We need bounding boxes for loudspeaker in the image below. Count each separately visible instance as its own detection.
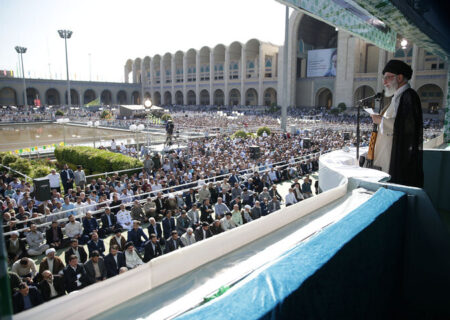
[249,146,260,160]
[303,138,311,149]
[33,178,51,201]
[343,132,351,141]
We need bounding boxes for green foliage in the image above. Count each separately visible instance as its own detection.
[257,126,271,137]
[55,110,64,116]
[337,103,347,112]
[0,152,8,163]
[100,110,113,120]
[161,113,172,121]
[54,146,142,174]
[31,165,53,178]
[9,158,32,175]
[267,105,280,113]
[2,154,19,166]
[232,130,249,139]
[330,108,340,115]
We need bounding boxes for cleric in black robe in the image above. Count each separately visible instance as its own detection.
[371,59,423,188]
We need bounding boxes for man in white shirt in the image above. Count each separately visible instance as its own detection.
[47,169,61,193]
[180,228,196,247]
[285,188,298,207]
[64,214,84,242]
[116,204,133,231]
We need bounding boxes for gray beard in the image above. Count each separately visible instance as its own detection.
[384,81,398,97]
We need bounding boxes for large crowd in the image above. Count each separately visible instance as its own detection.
[0,103,445,314]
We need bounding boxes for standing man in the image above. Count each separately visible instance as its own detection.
[370,59,423,187]
[74,165,87,190]
[60,164,74,195]
[47,169,61,193]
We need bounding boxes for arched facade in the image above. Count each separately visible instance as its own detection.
[315,87,333,108]
[199,47,210,82]
[263,88,277,106]
[132,91,140,104]
[229,88,240,106]
[0,87,17,105]
[117,90,127,104]
[228,42,242,80]
[214,89,224,106]
[200,89,210,105]
[163,53,172,84]
[186,49,197,83]
[353,85,375,108]
[26,88,39,105]
[45,88,60,105]
[132,58,142,84]
[245,88,258,106]
[175,91,183,105]
[124,59,133,83]
[417,84,444,114]
[213,44,225,81]
[187,90,196,105]
[65,89,80,105]
[142,56,151,85]
[101,90,112,105]
[153,91,161,105]
[83,89,96,104]
[164,91,172,105]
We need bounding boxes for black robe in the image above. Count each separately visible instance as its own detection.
[389,88,423,188]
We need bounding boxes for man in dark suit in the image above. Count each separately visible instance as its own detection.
[64,238,88,264]
[127,220,148,251]
[84,251,107,285]
[269,185,282,201]
[38,270,65,301]
[154,192,166,217]
[183,188,197,210]
[164,231,184,254]
[46,221,65,249]
[60,164,75,195]
[147,218,164,245]
[194,222,213,242]
[87,232,106,257]
[104,245,126,278]
[12,282,43,314]
[63,255,88,293]
[143,234,163,262]
[100,207,117,238]
[162,210,176,240]
[228,170,240,186]
[200,199,214,224]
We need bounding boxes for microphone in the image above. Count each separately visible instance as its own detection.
[358,91,384,103]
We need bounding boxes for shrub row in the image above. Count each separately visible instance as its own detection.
[0,152,53,179]
[54,146,142,174]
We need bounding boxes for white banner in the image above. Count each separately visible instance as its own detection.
[307,48,337,77]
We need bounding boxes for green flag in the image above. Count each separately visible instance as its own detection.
[85,97,101,107]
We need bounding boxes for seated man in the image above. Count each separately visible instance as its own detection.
[162,210,176,240]
[194,222,213,242]
[26,223,50,256]
[127,220,148,252]
[143,234,163,262]
[82,211,99,237]
[180,227,196,247]
[176,210,191,236]
[124,242,144,269]
[64,214,88,245]
[164,230,184,254]
[104,245,126,278]
[11,257,37,284]
[64,238,88,264]
[87,231,106,257]
[84,250,107,285]
[38,248,65,279]
[109,228,127,251]
[63,255,88,293]
[130,200,147,223]
[46,221,65,249]
[220,212,237,231]
[12,282,43,314]
[38,270,65,301]
[6,231,27,264]
[116,204,133,231]
[210,220,223,235]
[100,207,117,238]
[147,217,164,245]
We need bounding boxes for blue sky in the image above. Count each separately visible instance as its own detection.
[0,0,288,82]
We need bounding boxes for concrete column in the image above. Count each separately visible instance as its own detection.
[410,44,419,89]
[224,47,230,106]
[334,31,356,108]
[210,51,214,105]
[149,59,154,99]
[377,49,387,93]
[183,55,187,105]
[171,57,176,102]
[160,59,164,99]
[241,47,246,105]
[258,46,264,106]
[196,53,200,105]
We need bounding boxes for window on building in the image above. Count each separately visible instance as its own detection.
[431,64,437,70]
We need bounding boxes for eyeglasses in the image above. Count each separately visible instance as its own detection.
[382,75,396,81]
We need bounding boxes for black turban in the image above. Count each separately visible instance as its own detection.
[382,59,413,80]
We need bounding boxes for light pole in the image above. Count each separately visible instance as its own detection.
[144,99,152,153]
[15,46,27,106]
[87,120,100,148]
[58,29,73,107]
